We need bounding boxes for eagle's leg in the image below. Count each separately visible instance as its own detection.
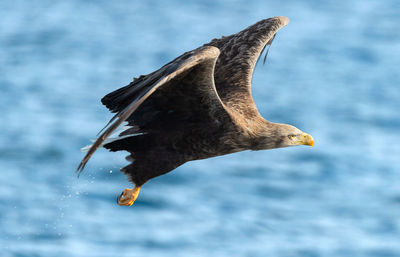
[118,186,141,206]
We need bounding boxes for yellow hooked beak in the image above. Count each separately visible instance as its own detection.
[294,132,314,147]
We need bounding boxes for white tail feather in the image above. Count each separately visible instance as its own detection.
[80,132,147,153]
[80,144,93,152]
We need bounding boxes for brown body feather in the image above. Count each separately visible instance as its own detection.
[77,17,294,186]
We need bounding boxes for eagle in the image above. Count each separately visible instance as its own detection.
[77,16,314,206]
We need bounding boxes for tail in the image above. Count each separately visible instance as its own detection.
[102,132,155,153]
[80,133,147,153]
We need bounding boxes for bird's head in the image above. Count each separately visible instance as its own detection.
[276,123,314,148]
[252,123,314,150]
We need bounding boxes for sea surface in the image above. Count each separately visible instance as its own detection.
[1,1,400,257]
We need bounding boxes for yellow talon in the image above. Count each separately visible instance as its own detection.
[118,186,141,206]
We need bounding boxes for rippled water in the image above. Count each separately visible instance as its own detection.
[1,1,400,256]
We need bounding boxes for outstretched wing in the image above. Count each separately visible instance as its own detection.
[205,16,289,118]
[77,46,231,174]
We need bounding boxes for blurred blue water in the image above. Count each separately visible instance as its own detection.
[1,1,400,256]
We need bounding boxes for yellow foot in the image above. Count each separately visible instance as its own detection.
[118,186,141,206]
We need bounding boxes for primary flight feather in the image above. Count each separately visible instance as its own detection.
[77,16,314,206]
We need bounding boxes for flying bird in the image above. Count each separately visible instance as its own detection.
[77,16,314,206]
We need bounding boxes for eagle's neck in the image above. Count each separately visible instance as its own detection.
[223,114,280,151]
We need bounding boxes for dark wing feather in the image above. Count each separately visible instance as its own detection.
[77,46,230,174]
[205,16,289,118]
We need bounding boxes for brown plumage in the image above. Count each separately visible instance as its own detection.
[77,16,314,206]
